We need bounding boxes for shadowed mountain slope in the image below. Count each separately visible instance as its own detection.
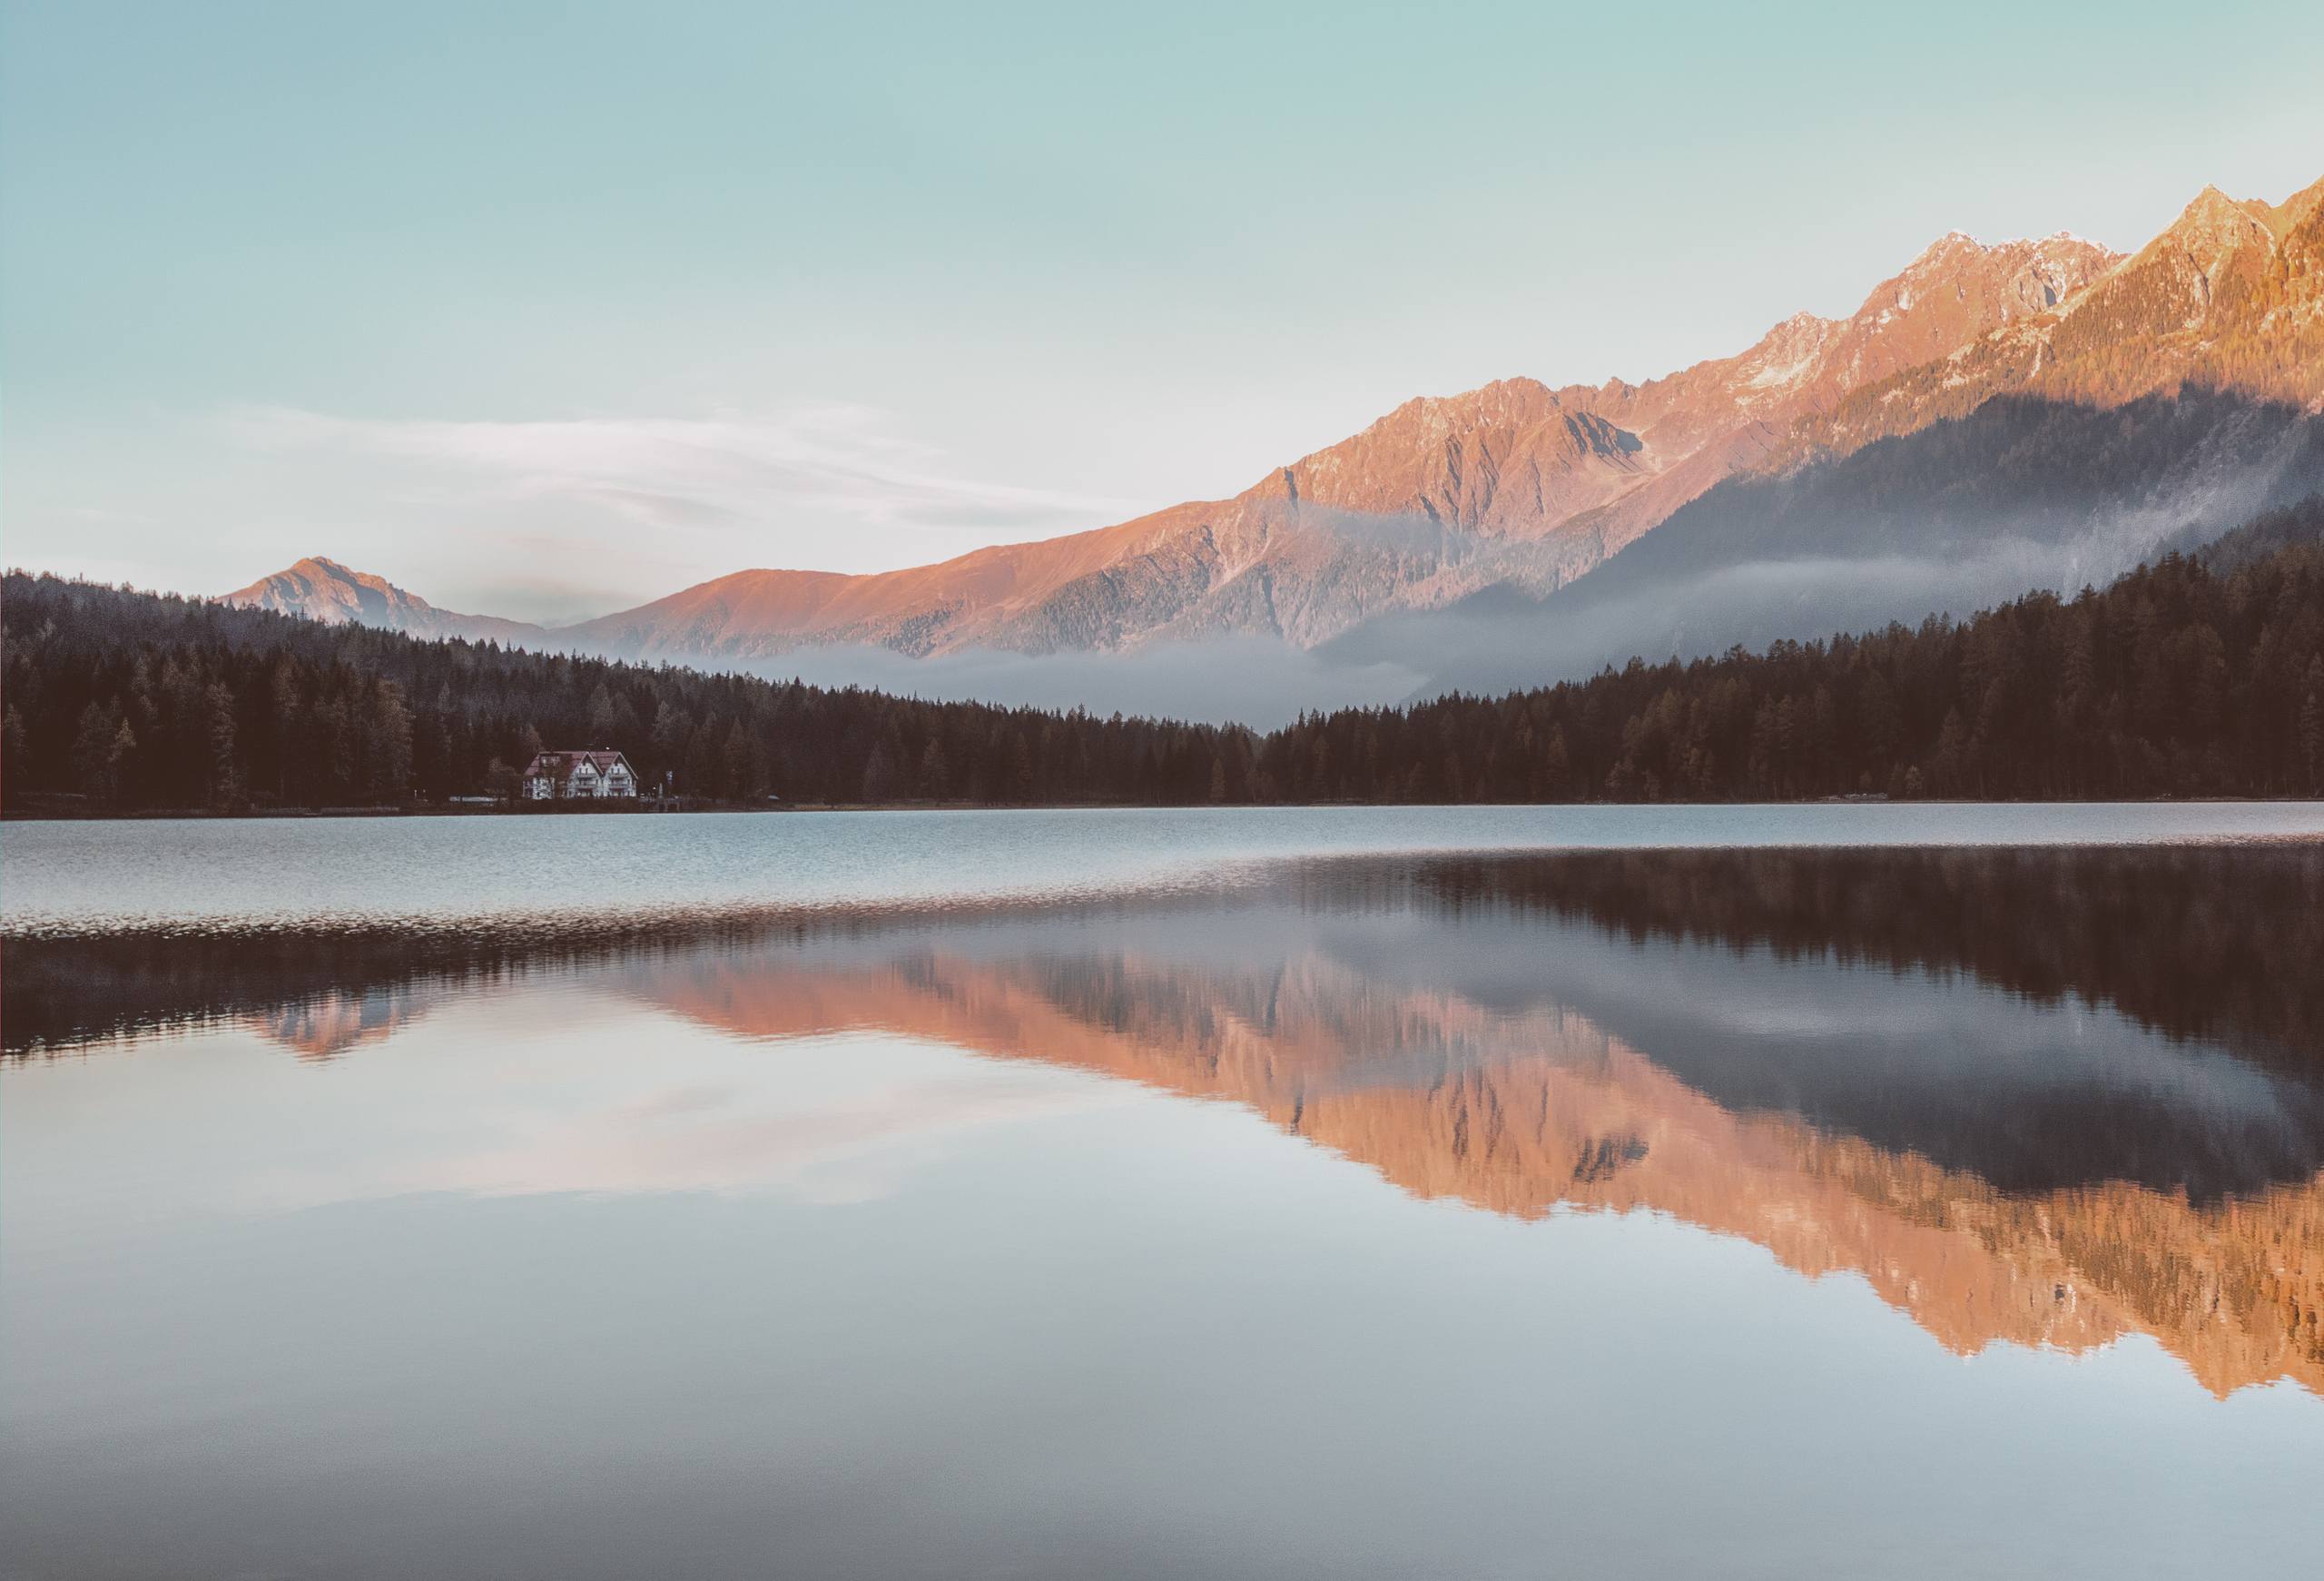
[228,228,2137,659]
[554,231,2120,659]
[1329,388,2324,697]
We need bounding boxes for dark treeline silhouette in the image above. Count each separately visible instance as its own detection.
[1,577,1247,810]
[13,845,2320,1083]
[1413,844,2324,1072]
[1413,845,2324,1201]
[5,497,2322,811]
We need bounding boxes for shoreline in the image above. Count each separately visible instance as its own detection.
[13,793,2324,823]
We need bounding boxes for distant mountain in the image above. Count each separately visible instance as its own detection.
[221,171,2322,703]
[551,229,2121,661]
[1334,387,2324,698]
[1319,173,2324,698]
[221,557,546,646]
[1792,174,2324,459]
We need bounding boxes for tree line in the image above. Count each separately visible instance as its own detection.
[5,498,2321,812]
[1412,845,2324,1074]
[15,845,2319,1082]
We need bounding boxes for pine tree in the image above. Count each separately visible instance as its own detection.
[2300,657,2324,795]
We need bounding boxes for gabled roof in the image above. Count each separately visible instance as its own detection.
[523,749,635,778]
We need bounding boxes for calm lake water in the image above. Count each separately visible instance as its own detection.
[6,807,2324,1578]
[5,801,2321,936]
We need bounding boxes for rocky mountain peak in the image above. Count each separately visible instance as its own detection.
[1773,229,2121,403]
[221,558,544,644]
[2152,183,2275,264]
[1903,229,1985,267]
[1252,375,1646,537]
[1887,229,2117,312]
[1384,376,1563,434]
[285,556,395,598]
[2271,173,2324,239]
[1793,174,2324,462]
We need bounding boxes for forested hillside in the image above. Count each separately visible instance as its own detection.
[1333,387,2324,703]
[0,579,1249,810]
[5,497,2322,810]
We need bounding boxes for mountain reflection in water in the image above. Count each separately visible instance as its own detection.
[11,844,2322,1398]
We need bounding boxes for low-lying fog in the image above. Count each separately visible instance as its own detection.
[668,497,2280,729]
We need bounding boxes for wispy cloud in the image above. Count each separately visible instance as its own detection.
[224,404,1153,548]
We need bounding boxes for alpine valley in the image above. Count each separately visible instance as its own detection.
[223,172,2324,722]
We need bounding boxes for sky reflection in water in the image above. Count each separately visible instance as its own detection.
[5,835,2323,1579]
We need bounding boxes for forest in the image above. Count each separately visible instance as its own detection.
[5,497,2321,812]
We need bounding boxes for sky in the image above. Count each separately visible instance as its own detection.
[5,0,2322,623]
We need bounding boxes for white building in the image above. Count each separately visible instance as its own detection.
[521,749,639,801]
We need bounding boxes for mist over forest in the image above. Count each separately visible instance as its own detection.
[8,495,2321,815]
[652,391,2324,728]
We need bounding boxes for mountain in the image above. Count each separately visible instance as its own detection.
[552,230,2120,661]
[220,557,546,645]
[1793,174,2324,459]
[222,172,2320,698]
[1322,174,2324,698]
[1333,385,2324,699]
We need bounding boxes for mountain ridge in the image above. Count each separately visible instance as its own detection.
[1790,173,2324,460]
[220,173,2321,678]
[222,556,547,646]
[564,223,2123,658]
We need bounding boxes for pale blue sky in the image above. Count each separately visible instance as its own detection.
[5,0,2321,618]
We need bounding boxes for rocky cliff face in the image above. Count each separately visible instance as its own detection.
[1219,232,2122,543]
[1798,175,2324,458]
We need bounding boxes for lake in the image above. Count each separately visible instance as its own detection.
[5,806,2324,1578]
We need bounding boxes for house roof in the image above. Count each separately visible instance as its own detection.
[523,750,635,777]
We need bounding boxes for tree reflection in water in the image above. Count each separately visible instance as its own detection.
[12,842,2322,1396]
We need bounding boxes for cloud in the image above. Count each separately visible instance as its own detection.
[223,403,1155,556]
